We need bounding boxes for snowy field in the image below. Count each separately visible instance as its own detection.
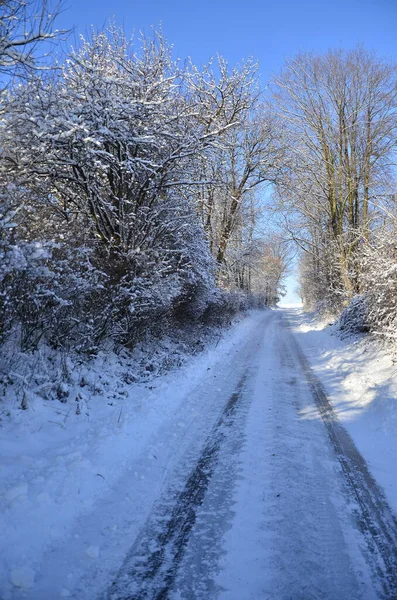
[1,307,397,599]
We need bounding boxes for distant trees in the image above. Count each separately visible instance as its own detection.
[273,48,397,315]
[190,57,286,294]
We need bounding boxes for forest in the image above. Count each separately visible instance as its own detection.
[0,0,396,370]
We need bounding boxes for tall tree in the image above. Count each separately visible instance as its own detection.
[273,47,397,308]
[189,56,285,287]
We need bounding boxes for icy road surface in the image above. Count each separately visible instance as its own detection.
[4,309,397,599]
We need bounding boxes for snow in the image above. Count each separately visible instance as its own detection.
[0,311,266,599]
[288,307,397,514]
[9,568,35,590]
[1,307,397,598]
[209,309,377,599]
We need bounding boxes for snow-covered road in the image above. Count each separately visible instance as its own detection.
[2,309,397,599]
[105,309,397,600]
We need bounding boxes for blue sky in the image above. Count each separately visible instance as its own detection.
[57,0,396,303]
[58,0,397,79]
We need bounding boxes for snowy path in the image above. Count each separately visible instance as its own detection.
[106,309,397,600]
[2,309,397,599]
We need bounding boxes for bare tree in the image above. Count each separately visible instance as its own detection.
[188,56,286,291]
[273,47,397,309]
[0,0,66,79]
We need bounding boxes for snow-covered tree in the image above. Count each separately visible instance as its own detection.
[3,28,264,348]
[188,57,286,297]
[0,0,65,81]
[273,48,397,312]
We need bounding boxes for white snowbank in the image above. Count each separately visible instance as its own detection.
[288,307,397,513]
[0,311,266,599]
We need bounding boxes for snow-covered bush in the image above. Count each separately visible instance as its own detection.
[359,232,397,342]
[332,224,397,343]
[0,187,41,344]
[0,28,222,350]
[338,295,369,335]
[202,289,250,325]
[1,237,110,353]
[0,24,288,365]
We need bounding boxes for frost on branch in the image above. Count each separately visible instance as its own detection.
[0,24,289,369]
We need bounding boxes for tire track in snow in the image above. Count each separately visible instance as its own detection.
[284,314,397,599]
[257,324,366,600]
[105,310,397,599]
[106,371,250,600]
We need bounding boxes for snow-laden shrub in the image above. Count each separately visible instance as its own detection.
[0,189,219,353]
[338,295,369,335]
[202,289,249,324]
[2,241,110,352]
[333,227,397,343]
[0,29,222,352]
[0,29,221,350]
[359,232,397,342]
[0,187,41,344]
